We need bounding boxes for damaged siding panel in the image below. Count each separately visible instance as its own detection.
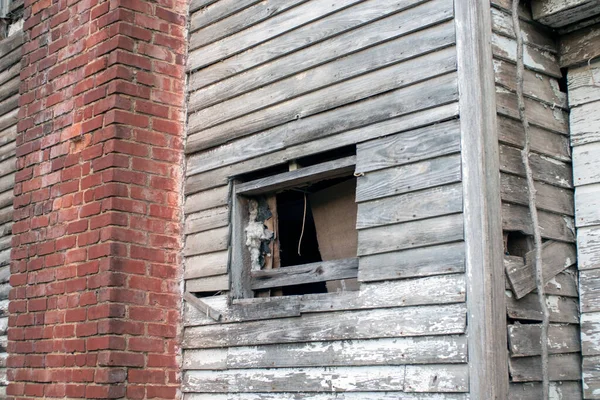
[185,394,469,400]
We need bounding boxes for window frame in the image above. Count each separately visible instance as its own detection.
[230,155,359,300]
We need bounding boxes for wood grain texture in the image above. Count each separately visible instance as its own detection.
[506,292,579,324]
[184,393,469,400]
[573,141,600,186]
[185,206,229,235]
[355,154,461,203]
[502,203,576,242]
[185,251,229,280]
[579,226,600,270]
[492,33,562,78]
[358,242,465,282]
[500,143,572,189]
[571,101,600,147]
[580,268,600,312]
[583,354,600,398]
[560,24,600,68]
[508,381,582,399]
[184,226,229,256]
[189,0,262,33]
[404,364,469,392]
[532,0,600,28]
[500,173,574,216]
[568,61,600,107]
[582,311,600,356]
[508,323,581,356]
[183,303,467,348]
[184,335,468,369]
[508,353,581,382]
[186,274,229,293]
[576,183,600,227]
[491,7,556,52]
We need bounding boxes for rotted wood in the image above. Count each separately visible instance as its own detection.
[182,303,467,348]
[506,292,579,323]
[560,23,600,68]
[505,241,577,299]
[235,156,355,196]
[184,103,460,194]
[358,241,465,282]
[183,335,468,370]
[508,353,581,382]
[532,0,600,28]
[508,323,581,357]
[508,381,582,399]
[250,258,358,290]
[184,292,222,322]
[502,202,576,243]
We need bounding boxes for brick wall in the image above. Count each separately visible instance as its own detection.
[7,0,187,397]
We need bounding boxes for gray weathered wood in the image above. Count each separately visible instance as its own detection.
[183,393,469,400]
[0,31,23,60]
[185,103,460,194]
[230,185,251,300]
[582,311,600,355]
[560,24,600,68]
[508,353,581,382]
[355,119,460,173]
[506,241,577,299]
[509,381,583,399]
[189,0,306,50]
[358,242,465,282]
[532,0,600,28]
[184,291,222,321]
[357,213,463,256]
[573,142,600,186]
[496,90,569,135]
[183,303,467,348]
[235,156,355,196]
[189,0,218,13]
[544,267,579,298]
[506,292,579,323]
[190,22,456,117]
[568,61,600,107]
[500,173,574,216]
[184,226,229,256]
[185,206,229,235]
[183,335,467,370]
[582,354,600,398]
[491,7,556,52]
[183,366,407,393]
[580,268,600,312]
[508,323,581,356]
[186,72,458,171]
[355,154,461,203]
[187,0,453,90]
[404,364,469,392]
[185,251,229,280]
[576,183,600,227]
[571,101,600,146]
[189,0,262,33]
[578,225,600,270]
[186,274,229,293]
[502,203,576,243]
[492,33,562,78]
[185,185,229,213]
[251,258,358,290]
[356,183,463,229]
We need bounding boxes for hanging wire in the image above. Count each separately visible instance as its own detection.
[298,192,307,256]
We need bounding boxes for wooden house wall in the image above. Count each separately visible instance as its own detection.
[0,26,23,397]
[182,0,471,397]
[565,30,600,399]
[490,1,582,398]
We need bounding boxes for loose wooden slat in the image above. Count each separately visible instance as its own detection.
[492,33,562,78]
[508,353,581,382]
[497,116,570,161]
[184,335,467,370]
[491,7,556,52]
[578,225,600,270]
[571,101,600,146]
[356,183,463,229]
[576,183,600,227]
[358,241,465,282]
[532,0,600,28]
[573,141,600,186]
[184,292,222,322]
[506,292,579,324]
[560,24,600,68]
[494,60,566,108]
[183,366,406,393]
[500,173,574,216]
[186,274,229,293]
[188,0,453,90]
[184,393,469,400]
[185,103,460,194]
[355,119,460,174]
[185,251,229,280]
[508,323,581,357]
[505,241,577,299]
[186,72,459,171]
[187,50,458,156]
[502,203,576,243]
[187,0,363,70]
[509,381,582,399]
[191,21,455,118]
[545,267,579,298]
[251,258,358,290]
[580,268,600,313]
[235,156,355,196]
[357,213,463,256]
[404,364,469,392]
[189,0,306,50]
[355,153,461,203]
[184,226,229,257]
[496,90,569,135]
[183,303,467,348]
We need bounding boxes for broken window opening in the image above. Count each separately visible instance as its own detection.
[231,155,359,299]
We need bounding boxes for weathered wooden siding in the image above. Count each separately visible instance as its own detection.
[0,23,23,397]
[183,0,469,397]
[490,2,583,398]
[565,23,600,399]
